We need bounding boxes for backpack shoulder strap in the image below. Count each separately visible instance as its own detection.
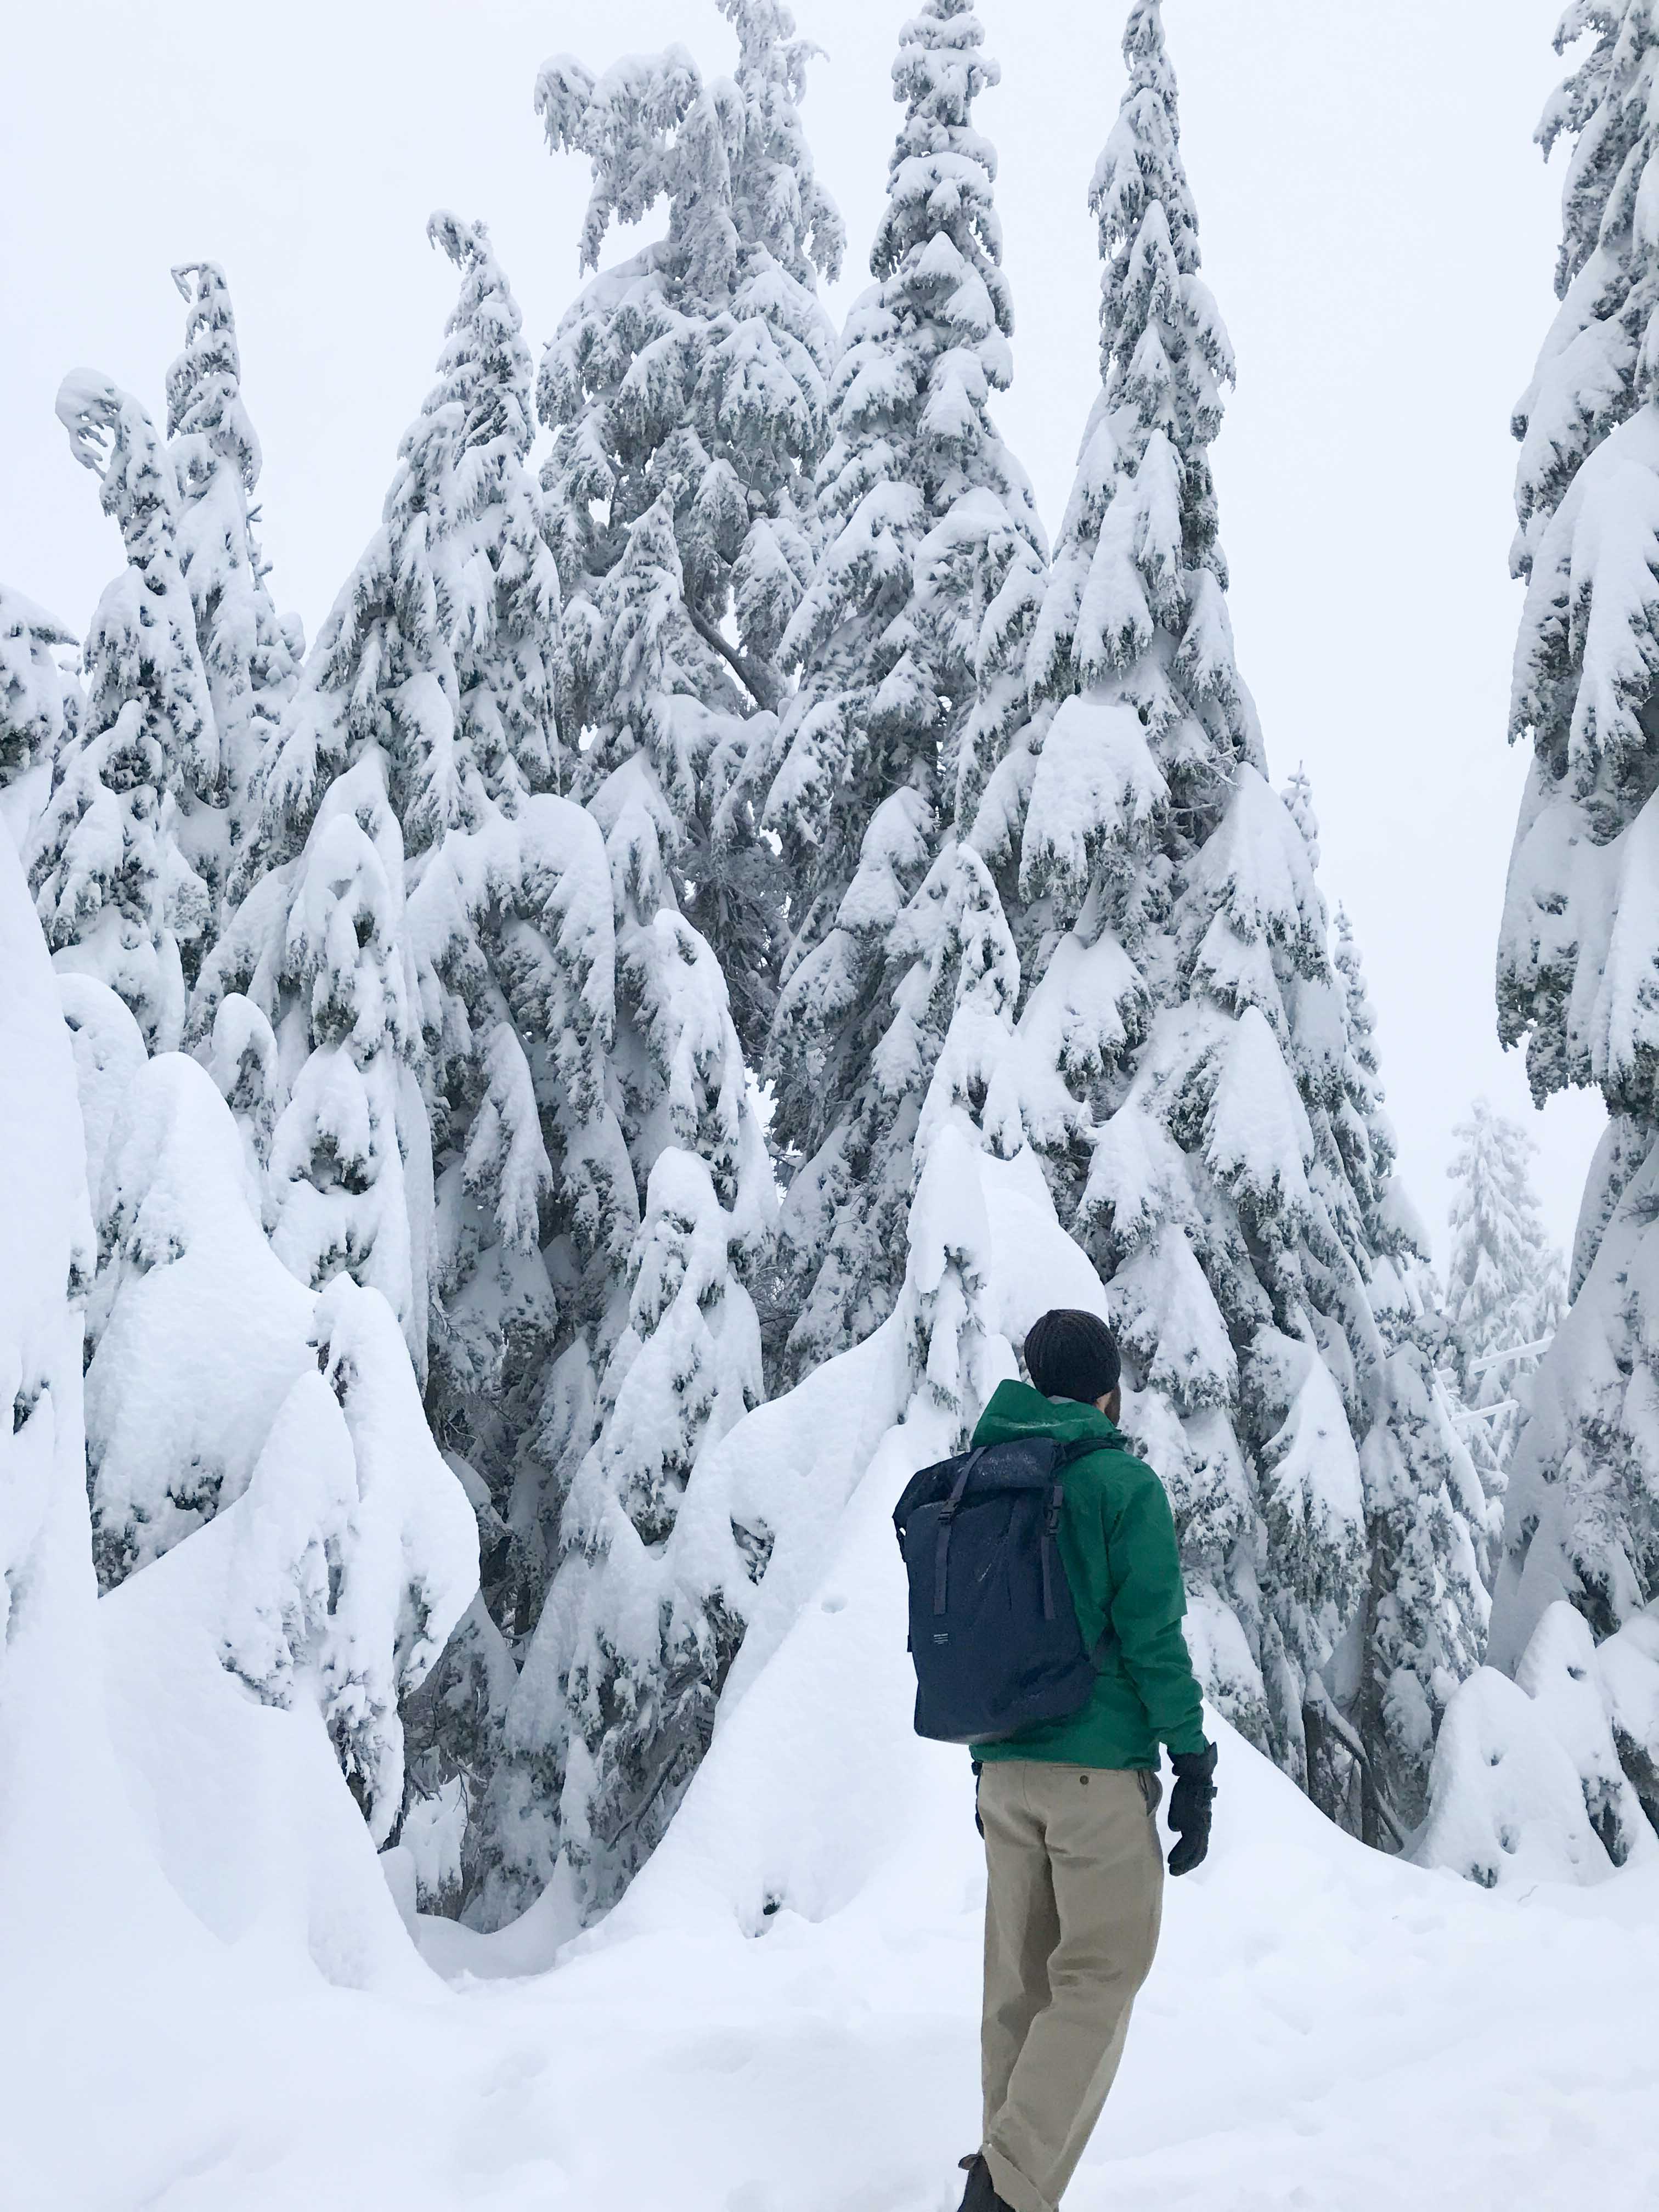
[893,1447,979,1545]
[930,1446,989,1616]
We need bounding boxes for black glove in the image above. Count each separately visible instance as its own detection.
[1166,1741,1217,1876]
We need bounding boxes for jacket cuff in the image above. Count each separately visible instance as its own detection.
[1169,1737,1216,1777]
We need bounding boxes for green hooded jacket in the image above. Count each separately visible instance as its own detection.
[968,1380,1207,1770]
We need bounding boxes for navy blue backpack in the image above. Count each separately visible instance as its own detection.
[893,1435,1104,1744]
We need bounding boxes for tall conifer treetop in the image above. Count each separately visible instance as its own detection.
[875,1,1006,308]
[166,262,303,896]
[190,221,565,1381]
[535,5,842,1054]
[54,374,217,804]
[1026,0,1233,716]
[766,0,1040,878]
[1094,0,1228,435]
[759,0,1047,1382]
[1014,0,1260,1204]
[422,212,563,815]
[31,374,218,1051]
[718,0,845,294]
[167,262,261,490]
[985,8,1483,1833]
[253,216,557,881]
[422,216,537,464]
[534,7,843,691]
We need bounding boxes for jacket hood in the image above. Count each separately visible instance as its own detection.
[972,1379,1120,1449]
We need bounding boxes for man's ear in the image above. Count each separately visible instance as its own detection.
[1101,1387,1122,1424]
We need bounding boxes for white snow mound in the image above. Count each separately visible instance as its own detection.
[4,1122,1657,2210]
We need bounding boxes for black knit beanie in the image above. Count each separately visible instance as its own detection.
[1023,1308,1122,1405]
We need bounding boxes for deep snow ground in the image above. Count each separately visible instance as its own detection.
[12,1720,1657,2212]
[8,1428,1658,2212]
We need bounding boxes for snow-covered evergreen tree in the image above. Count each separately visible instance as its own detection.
[760,0,1046,1379]
[1330,910,1389,1249]
[550,472,755,1061]
[30,374,218,1049]
[1489,0,1659,1677]
[412,800,624,1550]
[402,211,584,1472]
[1445,1100,1566,1482]
[403,792,637,1908]
[473,487,778,1928]
[167,262,303,893]
[1007,0,1238,1116]
[486,757,1044,1925]
[191,745,432,1374]
[1,585,81,848]
[246,237,472,877]
[427,470,1039,1920]
[946,4,1486,1825]
[1322,909,1489,1839]
[996,0,1312,1781]
[194,213,559,1376]
[535,2,843,1054]
[365,217,632,1909]
[1416,5,1659,1883]
[182,215,657,1908]
[1,827,92,1451]
[66,1015,476,1837]
[419,213,565,815]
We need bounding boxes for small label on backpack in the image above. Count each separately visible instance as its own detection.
[932,1633,950,1645]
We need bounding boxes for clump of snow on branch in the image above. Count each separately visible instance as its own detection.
[0,583,81,849]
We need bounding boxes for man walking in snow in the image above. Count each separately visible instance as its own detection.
[961,1310,1216,2212]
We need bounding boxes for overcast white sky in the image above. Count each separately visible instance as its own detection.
[0,0,1604,1262]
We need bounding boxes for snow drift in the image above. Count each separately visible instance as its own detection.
[2,828,471,2035]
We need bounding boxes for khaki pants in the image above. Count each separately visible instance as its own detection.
[978,1761,1165,2212]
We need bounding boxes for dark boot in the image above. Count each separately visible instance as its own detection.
[957,2152,1015,2212]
